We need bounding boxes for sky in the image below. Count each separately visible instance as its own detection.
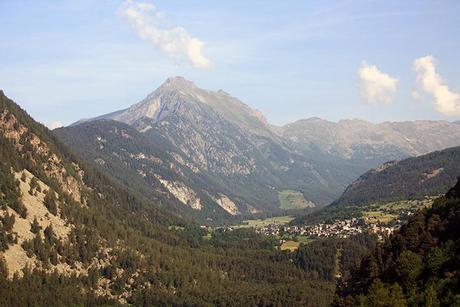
[0,0,459,128]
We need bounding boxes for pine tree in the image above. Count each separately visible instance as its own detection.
[44,189,58,216]
[0,256,8,278]
[30,218,41,234]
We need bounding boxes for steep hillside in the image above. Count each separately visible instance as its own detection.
[0,91,335,306]
[335,178,460,306]
[333,146,460,207]
[56,119,248,223]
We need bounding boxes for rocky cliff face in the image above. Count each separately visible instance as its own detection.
[137,97,259,176]
[86,77,273,139]
[0,109,85,203]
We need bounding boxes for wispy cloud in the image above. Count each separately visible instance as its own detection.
[358,62,398,105]
[413,55,460,116]
[49,121,63,129]
[119,0,210,69]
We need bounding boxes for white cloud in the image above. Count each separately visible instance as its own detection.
[413,55,460,116]
[411,90,423,101]
[358,62,398,105]
[49,121,63,129]
[120,0,210,69]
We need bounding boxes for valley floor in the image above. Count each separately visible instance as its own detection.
[210,198,435,252]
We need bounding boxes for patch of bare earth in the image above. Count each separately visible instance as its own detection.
[422,167,444,180]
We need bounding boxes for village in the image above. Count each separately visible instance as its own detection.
[251,217,397,241]
[202,198,435,251]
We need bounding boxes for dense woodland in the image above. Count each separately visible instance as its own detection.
[295,233,377,282]
[334,178,460,306]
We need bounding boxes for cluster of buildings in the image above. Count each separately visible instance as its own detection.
[222,201,433,242]
[302,218,396,239]
[245,217,398,241]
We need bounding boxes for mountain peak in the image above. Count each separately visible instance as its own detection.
[74,76,273,137]
[160,76,197,91]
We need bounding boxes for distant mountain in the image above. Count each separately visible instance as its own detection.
[335,178,460,306]
[75,77,274,139]
[280,117,460,167]
[62,77,460,221]
[333,146,460,207]
[0,90,335,306]
[61,77,360,219]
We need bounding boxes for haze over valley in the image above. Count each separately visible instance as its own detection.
[1,1,459,306]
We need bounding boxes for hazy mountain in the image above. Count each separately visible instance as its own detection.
[333,146,460,207]
[61,77,361,219]
[280,117,460,166]
[63,77,460,221]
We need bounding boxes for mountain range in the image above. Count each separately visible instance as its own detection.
[56,76,460,221]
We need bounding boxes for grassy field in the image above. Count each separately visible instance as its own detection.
[278,190,315,210]
[362,198,434,224]
[234,216,295,229]
[280,236,313,251]
[362,211,397,224]
[280,240,300,251]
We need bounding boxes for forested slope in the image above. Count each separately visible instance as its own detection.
[55,119,240,224]
[335,178,460,306]
[333,146,460,207]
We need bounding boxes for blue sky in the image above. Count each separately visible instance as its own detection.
[1,0,459,127]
